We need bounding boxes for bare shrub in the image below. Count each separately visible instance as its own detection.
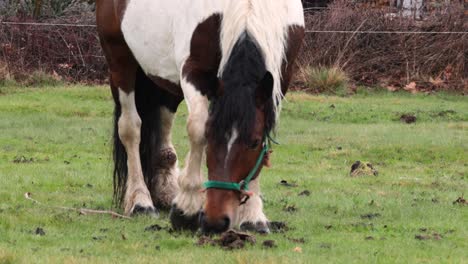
[300,1,467,92]
[0,18,106,84]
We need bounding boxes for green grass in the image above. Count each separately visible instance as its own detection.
[0,85,467,263]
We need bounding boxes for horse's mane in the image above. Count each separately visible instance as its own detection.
[209,33,276,144]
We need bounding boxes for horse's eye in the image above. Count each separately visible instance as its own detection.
[249,139,261,150]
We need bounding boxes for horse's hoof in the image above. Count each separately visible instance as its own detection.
[131,204,159,218]
[169,204,200,232]
[240,221,270,234]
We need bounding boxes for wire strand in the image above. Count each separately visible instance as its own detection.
[1,21,466,35]
[305,30,467,34]
[0,21,97,27]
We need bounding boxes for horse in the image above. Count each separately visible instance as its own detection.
[96,0,305,234]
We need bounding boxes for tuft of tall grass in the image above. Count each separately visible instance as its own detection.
[0,69,63,88]
[301,66,349,94]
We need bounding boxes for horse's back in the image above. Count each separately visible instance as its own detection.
[98,0,304,87]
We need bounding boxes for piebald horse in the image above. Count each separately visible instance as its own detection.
[96,0,304,234]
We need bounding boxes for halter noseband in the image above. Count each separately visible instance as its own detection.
[202,134,278,203]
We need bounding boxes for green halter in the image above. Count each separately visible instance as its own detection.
[203,134,277,193]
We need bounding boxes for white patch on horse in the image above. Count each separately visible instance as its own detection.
[225,129,239,167]
[121,0,224,84]
[172,77,209,215]
[160,107,176,149]
[218,0,305,116]
[117,89,154,215]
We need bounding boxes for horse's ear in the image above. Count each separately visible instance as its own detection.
[255,72,274,107]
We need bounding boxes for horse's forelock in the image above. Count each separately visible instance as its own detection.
[209,33,275,144]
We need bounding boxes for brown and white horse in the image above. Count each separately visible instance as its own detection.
[96,0,304,234]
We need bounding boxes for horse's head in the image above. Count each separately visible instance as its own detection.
[201,72,276,234]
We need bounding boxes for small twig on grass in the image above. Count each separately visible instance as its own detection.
[24,192,131,219]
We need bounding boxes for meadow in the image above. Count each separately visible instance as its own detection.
[0,85,467,263]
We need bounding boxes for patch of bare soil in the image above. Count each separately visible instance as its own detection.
[269,221,290,233]
[360,213,381,220]
[35,227,45,236]
[144,224,164,232]
[453,196,467,205]
[400,114,417,124]
[262,240,277,248]
[196,230,256,250]
[415,233,443,241]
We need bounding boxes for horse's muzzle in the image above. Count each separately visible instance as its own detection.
[199,211,230,234]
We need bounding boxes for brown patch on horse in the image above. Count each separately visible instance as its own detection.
[96,0,137,95]
[182,14,222,97]
[148,74,183,97]
[281,25,305,95]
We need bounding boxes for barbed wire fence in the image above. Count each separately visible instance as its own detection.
[0,3,466,90]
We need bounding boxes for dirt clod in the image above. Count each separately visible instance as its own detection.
[262,240,277,248]
[196,230,256,250]
[453,196,467,205]
[350,161,378,177]
[279,180,298,187]
[35,227,45,236]
[361,213,381,220]
[400,114,417,124]
[144,224,163,232]
[298,190,311,196]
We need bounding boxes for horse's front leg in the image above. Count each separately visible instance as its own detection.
[117,88,157,216]
[238,178,270,234]
[170,78,208,231]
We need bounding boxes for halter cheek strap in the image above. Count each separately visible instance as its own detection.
[202,134,278,193]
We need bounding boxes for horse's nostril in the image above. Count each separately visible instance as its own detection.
[222,216,230,230]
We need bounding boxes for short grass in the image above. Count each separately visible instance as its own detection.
[0,85,467,263]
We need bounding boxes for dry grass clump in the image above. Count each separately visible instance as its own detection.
[301,66,349,94]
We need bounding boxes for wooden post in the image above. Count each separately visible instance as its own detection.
[33,0,43,19]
